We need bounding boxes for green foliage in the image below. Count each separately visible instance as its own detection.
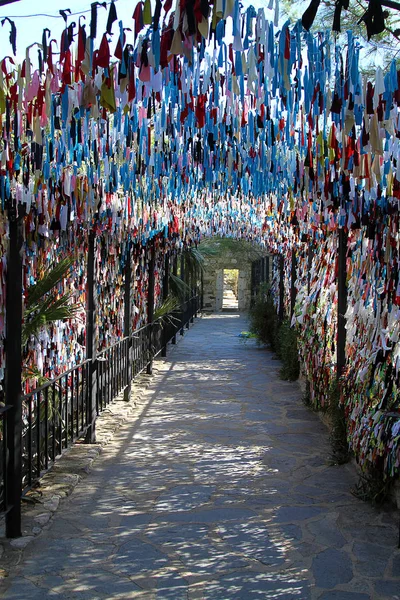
[23,256,80,346]
[169,273,191,302]
[198,238,265,261]
[154,295,181,325]
[281,0,400,75]
[224,269,238,298]
[352,468,392,506]
[326,380,352,465]
[186,247,205,274]
[248,288,300,381]
[278,320,301,381]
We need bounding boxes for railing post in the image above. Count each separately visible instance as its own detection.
[85,230,97,443]
[123,242,132,401]
[5,206,23,538]
[279,254,285,322]
[266,255,270,284]
[290,248,297,320]
[147,239,155,375]
[337,228,348,380]
[200,266,204,310]
[161,250,169,357]
[261,257,265,285]
[180,251,185,335]
[172,255,178,344]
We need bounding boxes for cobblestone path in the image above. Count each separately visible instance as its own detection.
[1,314,400,599]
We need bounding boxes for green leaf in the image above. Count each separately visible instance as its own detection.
[154,295,181,320]
[22,293,80,345]
[169,273,190,301]
[27,256,75,308]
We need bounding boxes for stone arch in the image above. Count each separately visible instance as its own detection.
[200,239,266,313]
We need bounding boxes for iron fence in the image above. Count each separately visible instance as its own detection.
[0,405,11,513]
[0,293,201,522]
[22,360,91,491]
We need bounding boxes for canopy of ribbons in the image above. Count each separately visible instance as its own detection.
[0,0,399,480]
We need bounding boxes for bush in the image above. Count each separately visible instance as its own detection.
[278,319,300,381]
[248,290,299,381]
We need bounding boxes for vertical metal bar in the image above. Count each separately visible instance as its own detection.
[161,251,170,357]
[279,254,285,322]
[337,228,348,380]
[58,379,63,453]
[5,207,23,537]
[52,382,56,462]
[266,256,270,284]
[70,369,74,441]
[290,249,297,320]
[64,375,69,449]
[36,392,41,479]
[75,368,79,437]
[147,239,156,375]
[85,231,97,443]
[80,366,84,432]
[2,412,7,511]
[28,399,33,488]
[44,387,49,470]
[180,252,185,336]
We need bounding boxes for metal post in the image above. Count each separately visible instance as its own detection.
[161,251,169,357]
[147,239,155,375]
[279,254,285,322]
[290,249,297,320]
[190,261,195,324]
[201,267,204,310]
[180,252,185,335]
[261,257,265,285]
[266,255,270,284]
[307,241,313,296]
[123,243,132,401]
[337,228,348,380]
[172,255,178,344]
[5,207,23,538]
[85,230,97,443]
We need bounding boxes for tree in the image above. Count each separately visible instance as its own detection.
[282,0,400,74]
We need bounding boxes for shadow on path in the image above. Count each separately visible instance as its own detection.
[1,314,399,599]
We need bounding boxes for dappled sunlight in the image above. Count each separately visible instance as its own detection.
[5,313,399,600]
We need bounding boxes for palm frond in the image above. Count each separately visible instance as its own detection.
[23,294,80,345]
[154,295,181,320]
[169,273,190,301]
[27,256,75,308]
[185,247,205,274]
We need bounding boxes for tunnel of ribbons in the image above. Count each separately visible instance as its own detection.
[0,0,400,481]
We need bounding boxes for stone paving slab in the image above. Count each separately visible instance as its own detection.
[1,313,400,599]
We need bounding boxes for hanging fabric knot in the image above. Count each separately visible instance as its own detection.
[59,9,72,23]
[90,2,107,39]
[332,0,350,33]
[358,0,386,40]
[1,17,17,57]
[301,0,321,32]
[106,1,118,35]
[42,28,51,62]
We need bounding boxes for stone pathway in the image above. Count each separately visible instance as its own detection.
[1,313,400,599]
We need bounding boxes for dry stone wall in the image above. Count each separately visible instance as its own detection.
[201,242,265,312]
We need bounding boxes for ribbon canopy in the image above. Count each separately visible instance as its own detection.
[0,0,400,480]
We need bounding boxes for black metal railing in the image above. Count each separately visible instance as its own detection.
[97,337,130,413]
[22,360,91,491]
[0,293,201,513]
[0,405,11,513]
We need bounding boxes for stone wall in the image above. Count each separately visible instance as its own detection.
[201,240,265,312]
